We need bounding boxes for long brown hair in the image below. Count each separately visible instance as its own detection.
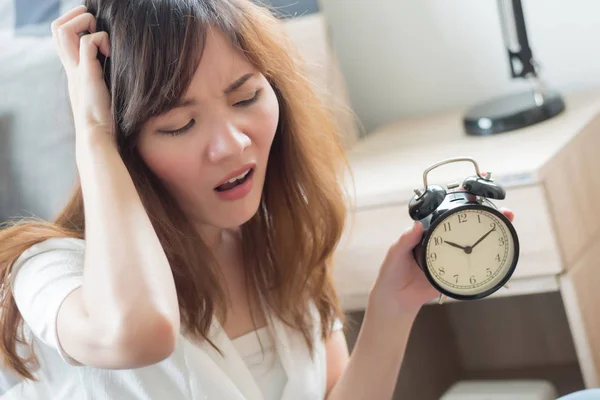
[0,0,349,379]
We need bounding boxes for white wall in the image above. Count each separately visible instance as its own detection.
[319,0,600,133]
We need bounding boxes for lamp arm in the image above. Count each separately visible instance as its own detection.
[497,0,538,79]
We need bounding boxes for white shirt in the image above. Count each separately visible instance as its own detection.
[233,326,288,400]
[2,237,343,400]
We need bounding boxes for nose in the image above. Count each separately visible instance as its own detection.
[207,122,251,163]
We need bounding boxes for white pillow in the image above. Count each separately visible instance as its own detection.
[282,13,360,148]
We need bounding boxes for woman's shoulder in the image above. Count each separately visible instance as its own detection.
[306,300,344,335]
[16,237,85,260]
[11,237,86,277]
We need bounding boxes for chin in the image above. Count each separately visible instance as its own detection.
[209,196,262,230]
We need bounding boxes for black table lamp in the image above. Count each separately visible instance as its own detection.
[463,0,566,136]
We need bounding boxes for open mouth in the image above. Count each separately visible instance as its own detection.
[214,168,254,192]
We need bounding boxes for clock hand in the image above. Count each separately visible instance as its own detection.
[470,226,496,250]
[444,241,468,252]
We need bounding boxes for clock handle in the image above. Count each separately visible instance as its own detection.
[419,157,484,191]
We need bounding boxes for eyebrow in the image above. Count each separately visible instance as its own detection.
[170,73,254,111]
[173,98,198,110]
[224,73,254,94]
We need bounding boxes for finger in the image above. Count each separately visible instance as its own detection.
[57,13,98,69]
[80,31,111,69]
[380,222,424,276]
[381,221,423,275]
[51,5,88,52]
[393,221,424,253]
[499,207,514,222]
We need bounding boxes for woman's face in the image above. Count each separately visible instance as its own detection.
[138,29,279,236]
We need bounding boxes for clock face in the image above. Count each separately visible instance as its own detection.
[424,207,517,298]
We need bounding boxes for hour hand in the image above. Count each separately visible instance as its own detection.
[444,241,467,251]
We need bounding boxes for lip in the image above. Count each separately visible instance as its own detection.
[214,163,256,189]
[214,168,254,201]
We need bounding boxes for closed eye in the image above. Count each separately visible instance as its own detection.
[159,119,195,136]
[234,89,261,107]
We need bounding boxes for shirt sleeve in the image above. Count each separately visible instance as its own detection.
[332,317,343,332]
[10,237,86,366]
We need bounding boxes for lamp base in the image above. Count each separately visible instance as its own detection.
[463,89,566,136]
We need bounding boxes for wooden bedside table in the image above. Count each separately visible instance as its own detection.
[334,90,600,398]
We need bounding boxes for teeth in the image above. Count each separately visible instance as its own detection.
[225,169,250,184]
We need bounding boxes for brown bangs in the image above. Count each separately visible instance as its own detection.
[90,0,245,144]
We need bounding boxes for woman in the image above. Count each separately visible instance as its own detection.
[0,0,514,399]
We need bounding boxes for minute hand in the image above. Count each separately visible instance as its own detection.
[470,226,496,249]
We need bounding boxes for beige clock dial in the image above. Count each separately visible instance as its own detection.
[425,208,516,297]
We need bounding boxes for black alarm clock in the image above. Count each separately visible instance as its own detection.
[409,157,520,302]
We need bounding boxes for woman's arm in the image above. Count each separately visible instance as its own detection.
[325,329,350,396]
[326,210,515,399]
[324,221,428,400]
[56,134,180,369]
[325,301,415,400]
[52,6,179,369]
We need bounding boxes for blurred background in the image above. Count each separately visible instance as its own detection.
[2,1,600,399]
[2,0,600,219]
[319,0,600,132]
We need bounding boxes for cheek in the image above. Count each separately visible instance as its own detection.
[254,89,279,147]
[138,140,200,188]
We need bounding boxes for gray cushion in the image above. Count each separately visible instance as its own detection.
[0,33,76,221]
[0,0,82,35]
[258,0,319,19]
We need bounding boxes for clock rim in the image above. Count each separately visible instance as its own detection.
[420,203,520,301]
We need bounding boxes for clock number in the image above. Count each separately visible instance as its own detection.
[499,237,506,246]
[458,213,467,223]
[438,267,445,275]
[434,236,443,246]
[429,252,438,262]
[486,268,492,277]
[477,215,482,223]
[495,254,501,262]
[444,222,452,232]
[470,276,476,284]
[453,274,459,283]
[490,222,496,230]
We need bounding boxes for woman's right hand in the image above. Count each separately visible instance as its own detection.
[51,5,113,142]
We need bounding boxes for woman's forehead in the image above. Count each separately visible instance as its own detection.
[186,29,257,95]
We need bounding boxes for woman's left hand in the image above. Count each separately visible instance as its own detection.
[368,208,515,319]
